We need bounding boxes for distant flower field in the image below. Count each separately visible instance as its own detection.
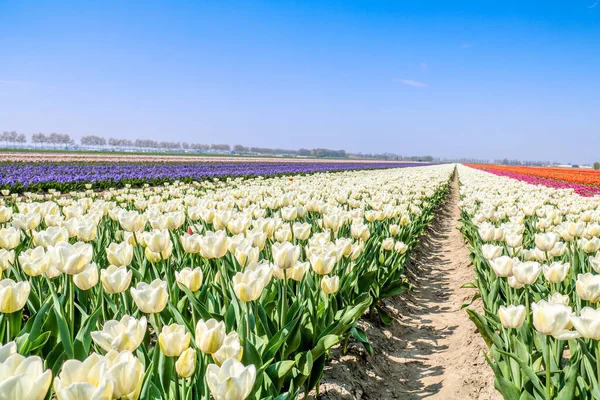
[0,161,426,192]
[466,164,600,197]
[467,164,600,187]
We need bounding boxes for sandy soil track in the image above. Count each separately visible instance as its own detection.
[318,173,500,400]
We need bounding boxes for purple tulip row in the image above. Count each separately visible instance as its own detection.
[0,161,429,190]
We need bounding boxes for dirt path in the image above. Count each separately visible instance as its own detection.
[318,173,500,400]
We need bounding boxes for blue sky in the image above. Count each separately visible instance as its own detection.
[1,0,599,163]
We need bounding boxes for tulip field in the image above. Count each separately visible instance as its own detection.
[459,164,600,399]
[3,157,600,399]
[0,160,422,193]
[0,160,454,400]
[466,164,600,197]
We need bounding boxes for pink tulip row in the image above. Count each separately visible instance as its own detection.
[473,167,600,197]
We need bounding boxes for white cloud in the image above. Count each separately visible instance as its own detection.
[589,2,598,8]
[394,79,429,88]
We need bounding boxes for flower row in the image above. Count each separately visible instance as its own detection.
[458,164,600,399]
[0,164,453,399]
[466,164,600,197]
[0,161,427,193]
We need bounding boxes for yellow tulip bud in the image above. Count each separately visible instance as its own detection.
[176,348,196,379]
[195,319,226,354]
[175,267,203,292]
[0,279,30,313]
[212,331,243,366]
[130,279,168,314]
[159,323,191,357]
[321,275,339,295]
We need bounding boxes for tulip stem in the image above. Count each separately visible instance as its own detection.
[596,341,600,380]
[505,279,511,305]
[281,275,288,329]
[217,259,229,309]
[190,301,197,329]
[68,277,75,343]
[181,378,187,400]
[315,275,322,316]
[246,301,252,342]
[100,292,107,322]
[545,334,552,399]
[163,259,174,301]
[121,292,130,315]
[525,289,531,325]
[151,313,162,336]
[5,315,10,343]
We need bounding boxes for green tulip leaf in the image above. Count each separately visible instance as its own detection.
[494,348,545,396]
[555,355,580,400]
[310,334,341,360]
[380,279,410,298]
[377,305,394,325]
[46,279,74,359]
[466,309,502,349]
[74,306,102,360]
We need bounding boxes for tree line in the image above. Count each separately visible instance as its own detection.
[1,131,353,158]
[0,131,27,147]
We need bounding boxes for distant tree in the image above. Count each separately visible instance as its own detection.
[133,139,158,151]
[32,133,46,148]
[1,131,18,148]
[594,162,600,170]
[61,134,73,147]
[81,135,106,147]
[233,144,249,153]
[48,133,60,149]
[46,133,72,149]
[211,144,231,152]
[190,143,210,152]
[108,138,134,148]
[310,148,347,158]
[154,141,181,151]
[16,133,26,146]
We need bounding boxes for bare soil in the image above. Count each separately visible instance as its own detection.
[317,174,500,400]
